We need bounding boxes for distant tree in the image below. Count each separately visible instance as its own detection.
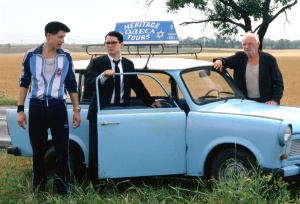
[142,0,297,50]
[291,40,300,49]
[181,36,195,44]
[179,36,300,49]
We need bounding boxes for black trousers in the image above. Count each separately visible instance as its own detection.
[28,102,70,195]
[88,121,99,186]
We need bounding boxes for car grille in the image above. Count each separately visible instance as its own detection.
[289,139,300,156]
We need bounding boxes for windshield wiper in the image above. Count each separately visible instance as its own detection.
[220,97,228,103]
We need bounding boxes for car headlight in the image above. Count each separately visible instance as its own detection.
[278,124,292,145]
[284,126,292,143]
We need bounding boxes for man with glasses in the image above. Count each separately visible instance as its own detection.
[85,31,161,186]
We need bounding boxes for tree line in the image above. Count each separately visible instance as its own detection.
[1,37,299,50]
[180,37,300,49]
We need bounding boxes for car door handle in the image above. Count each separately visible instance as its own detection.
[100,121,120,125]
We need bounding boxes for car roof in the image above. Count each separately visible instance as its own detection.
[73,57,214,71]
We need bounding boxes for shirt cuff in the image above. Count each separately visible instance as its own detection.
[100,75,108,84]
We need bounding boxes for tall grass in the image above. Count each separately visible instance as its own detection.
[1,149,300,203]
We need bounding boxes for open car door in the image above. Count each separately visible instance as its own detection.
[96,73,187,179]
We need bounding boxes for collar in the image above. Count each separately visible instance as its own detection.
[107,54,122,63]
[34,43,64,55]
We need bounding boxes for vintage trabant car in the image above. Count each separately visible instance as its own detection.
[6,43,300,183]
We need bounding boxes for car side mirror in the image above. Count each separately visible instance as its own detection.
[199,70,211,78]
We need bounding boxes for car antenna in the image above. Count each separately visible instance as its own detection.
[143,54,153,70]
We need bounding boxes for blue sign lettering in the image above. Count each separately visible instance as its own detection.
[115,21,179,44]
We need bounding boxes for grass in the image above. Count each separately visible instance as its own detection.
[1,149,300,203]
[0,98,17,106]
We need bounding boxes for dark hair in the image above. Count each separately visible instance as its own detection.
[105,31,123,43]
[44,21,70,36]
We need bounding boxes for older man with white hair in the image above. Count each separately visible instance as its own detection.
[213,32,284,105]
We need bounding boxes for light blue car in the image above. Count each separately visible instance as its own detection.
[6,45,300,183]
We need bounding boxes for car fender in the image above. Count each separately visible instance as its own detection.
[186,111,290,176]
[69,133,88,167]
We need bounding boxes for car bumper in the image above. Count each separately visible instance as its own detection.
[263,164,300,177]
[6,146,19,155]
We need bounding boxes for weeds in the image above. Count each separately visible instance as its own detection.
[0,149,300,203]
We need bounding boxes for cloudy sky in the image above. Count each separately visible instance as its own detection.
[0,0,299,44]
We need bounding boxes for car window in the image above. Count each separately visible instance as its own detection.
[131,73,171,98]
[65,71,89,103]
[182,68,237,104]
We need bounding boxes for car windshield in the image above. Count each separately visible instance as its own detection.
[181,67,242,105]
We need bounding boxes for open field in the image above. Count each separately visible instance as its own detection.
[0,49,299,106]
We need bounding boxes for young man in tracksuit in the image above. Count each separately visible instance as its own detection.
[17,21,81,196]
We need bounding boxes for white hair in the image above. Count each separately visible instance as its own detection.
[241,31,259,43]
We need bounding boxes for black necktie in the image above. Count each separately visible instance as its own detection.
[113,60,120,104]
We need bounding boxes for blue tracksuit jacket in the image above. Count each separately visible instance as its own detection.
[19,44,78,106]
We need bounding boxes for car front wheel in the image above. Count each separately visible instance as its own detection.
[210,148,256,183]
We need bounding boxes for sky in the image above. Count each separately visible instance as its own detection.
[0,0,299,44]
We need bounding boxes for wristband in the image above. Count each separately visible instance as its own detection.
[17,105,24,113]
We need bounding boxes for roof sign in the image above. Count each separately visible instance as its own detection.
[115,21,179,45]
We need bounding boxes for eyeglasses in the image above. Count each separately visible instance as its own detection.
[104,41,119,46]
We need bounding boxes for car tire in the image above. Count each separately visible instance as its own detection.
[44,146,85,179]
[210,148,256,183]
[44,146,56,178]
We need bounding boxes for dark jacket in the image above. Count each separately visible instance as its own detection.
[213,51,284,104]
[85,55,154,122]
